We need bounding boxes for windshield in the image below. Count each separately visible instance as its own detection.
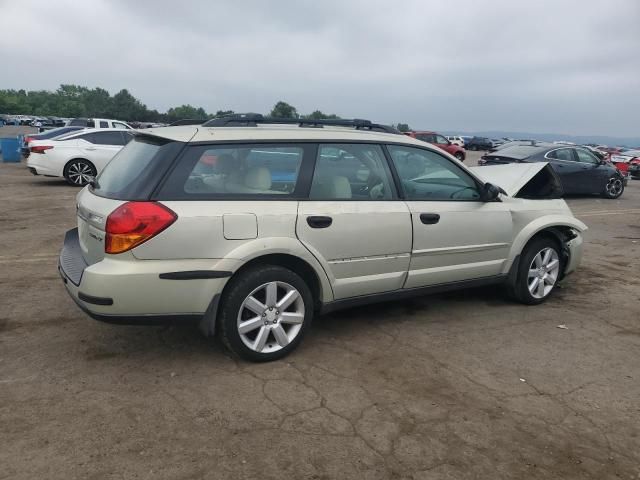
[92,135,183,200]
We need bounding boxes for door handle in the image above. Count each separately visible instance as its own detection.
[307,216,332,229]
[86,146,96,151]
[420,213,440,225]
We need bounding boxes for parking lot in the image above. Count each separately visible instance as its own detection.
[1,151,639,479]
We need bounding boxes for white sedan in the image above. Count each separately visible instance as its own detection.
[27,129,134,186]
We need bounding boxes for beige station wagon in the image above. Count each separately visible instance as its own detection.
[59,115,587,361]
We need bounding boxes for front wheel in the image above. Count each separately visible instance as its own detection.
[509,237,562,305]
[64,159,96,186]
[602,176,624,199]
[454,152,464,162]
[218,265,313,362]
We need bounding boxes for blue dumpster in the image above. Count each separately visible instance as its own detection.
[0,137,21,162]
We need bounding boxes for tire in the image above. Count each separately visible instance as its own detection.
[602,176,624,199]
[218,265,314,362]
[509,237,562,305]
[64,159,96,186]
[454,152,464,162]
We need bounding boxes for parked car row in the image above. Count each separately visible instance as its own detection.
[610,150,640,179]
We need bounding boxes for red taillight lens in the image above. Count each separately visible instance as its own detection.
[105,202,177,254]
[30,145,53,154]
[24,136,33,143]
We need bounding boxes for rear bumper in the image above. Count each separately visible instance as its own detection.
[26,156,59,176]
[58,228,234,324]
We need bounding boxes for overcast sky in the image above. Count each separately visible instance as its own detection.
[1,0,639,136]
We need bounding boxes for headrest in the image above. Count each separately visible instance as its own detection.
[244,167,272,190]
[329,176,352,199]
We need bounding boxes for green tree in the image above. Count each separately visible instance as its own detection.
[166,104,208,121]
[84,87,112,117]
[303,110,340,120]
[214,109,235,118]
[0,84,228,123]
[270,101,298,118]
[111,89,147,120]
[394,123,411,132]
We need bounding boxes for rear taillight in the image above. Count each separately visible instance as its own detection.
[105,202,177,254]
[30,145,53,154]
[24,136,33,144]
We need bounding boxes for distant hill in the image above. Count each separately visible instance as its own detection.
[441,130,640,148]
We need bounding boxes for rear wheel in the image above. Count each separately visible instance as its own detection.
[218,265,313,362]
[509,237,562,305]
[602,176,624,199]
[64,159,96,186]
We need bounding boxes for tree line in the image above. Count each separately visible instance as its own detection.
[0,84,410,129]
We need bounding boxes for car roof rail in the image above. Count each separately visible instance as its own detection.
[202,113,402,134]
[169,119,205,126]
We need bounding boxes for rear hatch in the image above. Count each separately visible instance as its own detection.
[75,133,190,266]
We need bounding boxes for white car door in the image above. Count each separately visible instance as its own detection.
[387,144,513,288]
[296,143,412,299]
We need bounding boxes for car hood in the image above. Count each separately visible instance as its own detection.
[469,162,561,198]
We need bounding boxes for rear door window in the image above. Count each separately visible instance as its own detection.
[74,133,96,143]
[92,131,126,146]
[310,144,394,200]
[158,144,312,199]
[547,148,574,162]
[99,121,108,128]
[416,134,436,143]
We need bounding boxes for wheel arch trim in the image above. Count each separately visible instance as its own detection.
[504,215,587,276]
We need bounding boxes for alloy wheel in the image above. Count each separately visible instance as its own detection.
[605,177,623,198]
[527,247,560,299]
[67,161,95,185]
[237,281,305,354]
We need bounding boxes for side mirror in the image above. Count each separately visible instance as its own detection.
[481,182,501,201]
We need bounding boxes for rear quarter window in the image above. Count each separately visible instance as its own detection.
[157,144,313,199]
[92,135,183,200]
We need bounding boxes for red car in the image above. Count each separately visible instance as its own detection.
[611,150,640,179]
[404,131,466,161]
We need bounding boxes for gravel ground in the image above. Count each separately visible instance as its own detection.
[1,152,639,479]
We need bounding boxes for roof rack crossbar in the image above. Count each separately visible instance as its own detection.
[202,114,401,134]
